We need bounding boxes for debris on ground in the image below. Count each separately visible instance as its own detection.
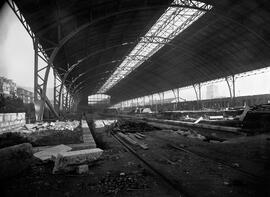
[24,120,80,132]
[28,127,83,146]
[176,129,206,140]
[194,116,203,124]
[0,120,83,147]
[134,133,145,139]
[118,132,148,150]
[0,143,33,179]
[34,144,72,161]
[94,172,148,195]
[53,148,103,173]
[110,119,160,133]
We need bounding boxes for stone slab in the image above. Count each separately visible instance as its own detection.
[53,148,103,173]
[34,144,72,161]
[77,164,89,174]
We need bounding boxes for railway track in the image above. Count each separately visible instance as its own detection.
[100,119,265,197]
[111,132,187,197]
[101,119,187,196]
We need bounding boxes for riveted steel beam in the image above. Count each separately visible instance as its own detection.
[225,75,236,99]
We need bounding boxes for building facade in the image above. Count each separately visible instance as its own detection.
[17,87,34,104]
[0,77,17,97]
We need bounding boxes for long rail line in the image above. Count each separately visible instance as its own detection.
[100,120,187,197]
[111,132,187,197]
[100,119,265,196]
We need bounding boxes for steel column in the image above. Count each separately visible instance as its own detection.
[225,75,236,107]
[225,75,236,99]
[193,83,201,109]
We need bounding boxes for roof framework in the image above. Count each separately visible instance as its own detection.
[11,0,270,106]
[98,0,211,93]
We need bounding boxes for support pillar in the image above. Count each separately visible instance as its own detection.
[172,89,177,110]
[33,40,59,121]
[33,39,42,121]
[53,70,61,114]
[225,75,236,107]
[193,83,202,109]
[34,39,38,102]
[176,88,180,110]
[143,96,145,106]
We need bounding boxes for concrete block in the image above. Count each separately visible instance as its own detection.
[77,164,89,174]
[53,148,103,173]
[34,144,72,161]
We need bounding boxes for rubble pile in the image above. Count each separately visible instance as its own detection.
[24,120,80,132]
[94,172,148,195]
[176,129,206,141]
[249,103,270,112]
[0,120,83,147]
[110,119,160,133]
[241,103,270,132]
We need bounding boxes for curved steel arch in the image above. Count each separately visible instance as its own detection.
[68,42,221,102]
[37,3,211,118]
[60,34,216,104]
[57,42,135,111]
[75,56,183,99]
[37,3,210,35]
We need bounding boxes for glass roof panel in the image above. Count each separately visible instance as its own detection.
[98,0,212,93]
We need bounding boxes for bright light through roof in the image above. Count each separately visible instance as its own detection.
[98,0,212,93]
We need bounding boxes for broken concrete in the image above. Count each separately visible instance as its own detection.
[34,144,72,161]
[53,148,103,173]
[77,164,89,174]
[0,143,33,179]
[24,120,80,132]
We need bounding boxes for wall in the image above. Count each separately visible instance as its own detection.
[0,113,26,134]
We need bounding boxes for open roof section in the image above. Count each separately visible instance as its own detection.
[98,0,212,93]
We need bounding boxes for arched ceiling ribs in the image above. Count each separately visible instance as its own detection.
[62,33,216,90]
[42,2,212,69]
[74,56,183,98]
[37,2,211,36]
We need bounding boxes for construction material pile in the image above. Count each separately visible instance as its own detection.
[175,128,206,141]
[24,120,80,132]
[110,119,160,133]
[248,103,270,112]
[242,103,270,132]
[0,120,82,147]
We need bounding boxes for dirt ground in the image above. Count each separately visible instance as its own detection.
[1,116,269,197]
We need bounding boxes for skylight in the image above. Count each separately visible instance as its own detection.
[98,0,212,93]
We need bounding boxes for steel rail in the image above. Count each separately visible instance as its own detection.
[110,131,188,197]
